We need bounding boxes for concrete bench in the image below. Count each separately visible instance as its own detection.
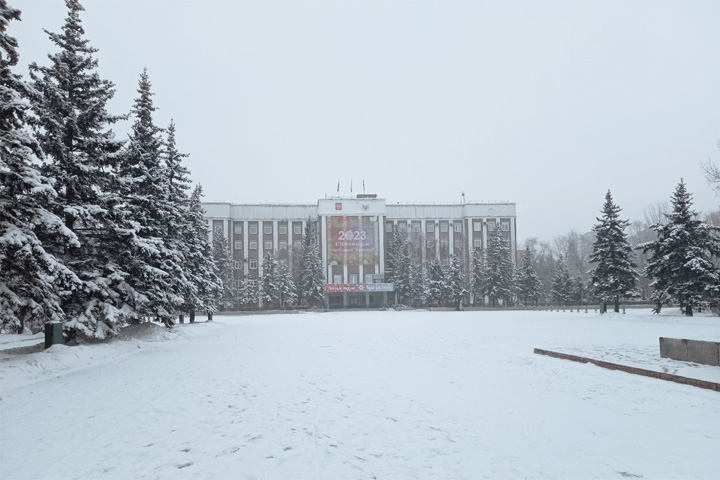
[660,338,720,366]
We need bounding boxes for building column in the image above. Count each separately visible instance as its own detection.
[482,219,488,251]
[258,222,264,277]
[435,220,440,260]
[273,220,279,254]
[420,219,427,266]
[243,221,249,276]
[449,220,455,261]
[378,216,385,278]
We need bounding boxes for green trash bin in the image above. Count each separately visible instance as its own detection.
[44,322,64,349]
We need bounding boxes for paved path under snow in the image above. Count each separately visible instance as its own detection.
[1,310,719,479]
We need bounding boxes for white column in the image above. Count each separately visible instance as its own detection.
[273,220,279,254]
[243,221,249,276]
[449,220,455,261]
[420,219,426,266]
[378,216,385,277]
[258,221,264,277]
[510,217,517,265]
[359,264,364,284]
[482,219,488,250]
[435,220,440,260]
[320,217,327,277]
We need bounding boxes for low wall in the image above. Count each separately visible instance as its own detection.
[659,338,720,367]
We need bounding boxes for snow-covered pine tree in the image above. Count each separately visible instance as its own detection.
[299,220,325,307]
[484,224,514,307]
[0,1,82,333]
[471,247,486,306]
[424,259,446,307]
[550,255,572,306]
[237,274,258,309]
[639,180,720,316]
[588,191,638,312]
[447,256,467,310]
[184,184,221,321]
[409,262,426,307]
[393,231,413,305]
[260,253,280,309]
[211,230,235,311]
[516,243,542,306]
[29,0,138,338]
[115,69,188,325]
[277,260,297,308]
[162,120,197,321]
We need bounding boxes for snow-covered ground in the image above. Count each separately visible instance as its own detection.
[1,309,719,479]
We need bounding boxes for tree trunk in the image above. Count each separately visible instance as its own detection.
[178,314,184,324]
[685,305,693,316]
[189,309,195,323]
[207,311,213,321]
[614,295,620,313]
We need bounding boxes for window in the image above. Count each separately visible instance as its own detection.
[441,258,449,266]
[488,222,496,231]
[386,222,394,232]
[473,238,483,248]
[426,222,435,233]
[334,275,342,284]
[365,274,374,284]
[249,225,258,235]
[412,223,421,233]
[426,239,434,248]
[501,222,510,231]
[440,223,448,233]
[293,241,301,249]
[398,222,407,232]
[440,239,449,249]
[234,224,243,234]
[349,274,358,284]
[264,225,272,235]
[294,225,302,235]
[250,241,257,250]
[249,259,257,269]
[232,260,242,270]
[454,223,462,233]
[279,241,287,250]
[264,241,272,250]
[279,225,287,235]
[234,241,242,250]
[473,222,482,232]
[454,239,462,249]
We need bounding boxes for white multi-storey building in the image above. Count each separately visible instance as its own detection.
[203,194,517,308]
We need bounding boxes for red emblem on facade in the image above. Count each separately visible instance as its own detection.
[335,203,342,210]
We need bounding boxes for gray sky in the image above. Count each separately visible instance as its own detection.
[10,0,720,244]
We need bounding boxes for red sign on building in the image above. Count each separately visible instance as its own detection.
[335,202,342,210]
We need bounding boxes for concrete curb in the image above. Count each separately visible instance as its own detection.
[533,348,720,392]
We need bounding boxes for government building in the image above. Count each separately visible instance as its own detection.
[203,195,517,308]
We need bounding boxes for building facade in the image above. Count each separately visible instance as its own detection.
[203,195,517,307]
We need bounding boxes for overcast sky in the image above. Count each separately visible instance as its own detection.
[9,0,720,244]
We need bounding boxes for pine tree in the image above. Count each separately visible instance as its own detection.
[588,191,638,312]
[115,69,187,325]
[237,274,258,309]
[29,0,137,338]
[447,255,467,310]
[0,1,81,333]
[485,225,514,307]
[391,231,413,305]
[471,247,486,306]
[260,253,279,309]
[551,255,573,306]
[516,243,542,306]
[161,120,196,321]
[211,231,235,311]
[299,220,325,307]
[409,263,426,307]
[640,181,720,316]
[277,260,297,308]
[184,184,221,321]
[424,259,446,307]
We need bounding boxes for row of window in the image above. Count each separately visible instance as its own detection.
[386,220,511,233]
[234,241,301,250]
[233,224,303,236]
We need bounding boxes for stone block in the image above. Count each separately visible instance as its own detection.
[686,340,720,367]
[660,337,687,361]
